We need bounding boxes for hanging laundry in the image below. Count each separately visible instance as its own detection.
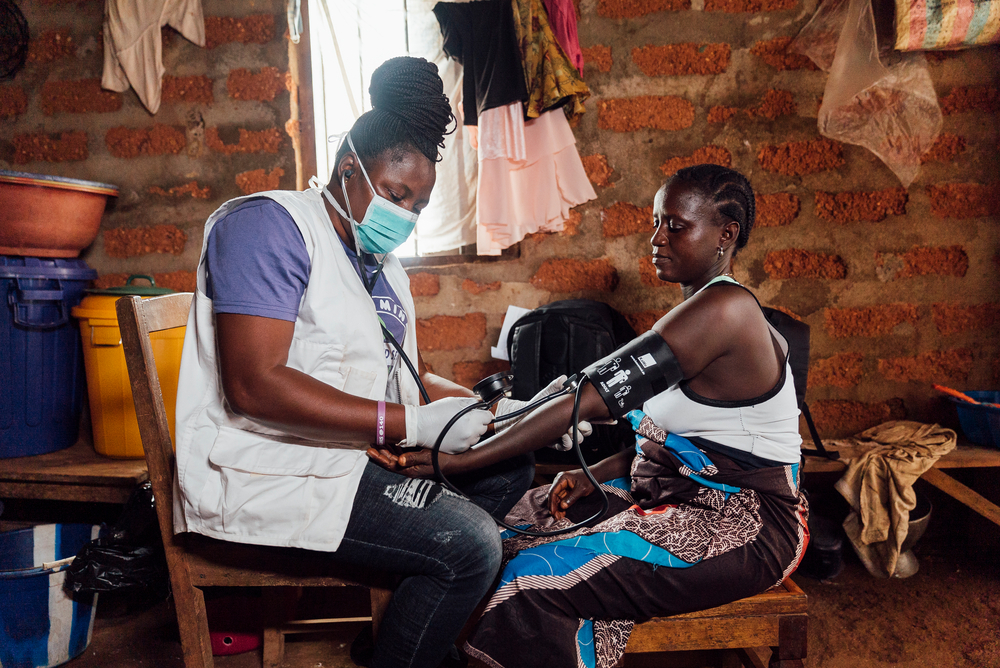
[476,103,596,255]
[433,0,529,126]
[511,0,590,124]
[101,0,206,114]
[542,0,584,76]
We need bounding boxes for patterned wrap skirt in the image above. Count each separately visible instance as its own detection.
[464,410,810,668]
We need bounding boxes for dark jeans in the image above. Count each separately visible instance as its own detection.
[329,454,534,668]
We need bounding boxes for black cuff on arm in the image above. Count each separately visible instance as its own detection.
[581,331,684,418]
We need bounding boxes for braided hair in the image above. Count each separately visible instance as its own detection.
[668,164,756,254]
[336,56,454,166]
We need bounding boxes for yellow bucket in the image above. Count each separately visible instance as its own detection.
[70,276,184,458]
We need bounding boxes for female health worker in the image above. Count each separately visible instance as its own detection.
[173,57,537,668]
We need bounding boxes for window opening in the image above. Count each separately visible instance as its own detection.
[308,0,480,259]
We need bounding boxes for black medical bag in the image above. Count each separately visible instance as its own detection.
[507,299,637,465]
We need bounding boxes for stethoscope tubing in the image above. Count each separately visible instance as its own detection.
[430,380,610,537]
[357,249,610,537]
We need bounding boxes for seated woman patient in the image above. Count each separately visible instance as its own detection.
[173,57,544,668]
[373,164,810,668]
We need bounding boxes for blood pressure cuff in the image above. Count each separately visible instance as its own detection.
[581,331,683,418]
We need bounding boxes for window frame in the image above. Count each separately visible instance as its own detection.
[291,1,521,267]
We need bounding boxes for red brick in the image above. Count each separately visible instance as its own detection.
[530,258,619,293]
[810,399,906,438]
[0,84,27,117]
[227,67,286,101]
[148,182,211,199]
[13,131,87,163]
[161,75,214,104]
[562,209,583,236]
[660,146,732,178]
[808,352,863,389]
[750,37,819,71]
[27,29,74,63]
[879,349,972,383]
[758,138,844,176]
[581,154,614,188]
[453,360,511,389]
[103,225,187,258]
[824,303,919,338]
[462,279,501,295]
[625,310,667,333]
[597,0,689,19]
[932,303,1000,336]
[815,188,907,224]
[106,125,186,158]
[877,246,968,279]
[235,167,285,195]
[582,45,612,72]
[602,203,652,237]
[206,127,283,155]
[416,314,487,351]
[920,133,966,164]
[705,0,796,9]
[41,79,121,115]
[151,271,197,293]
[598,97,695,132]
[708,106,739,123]
[204,15,276,48]
[926,183,1000,219]
[756,193,800,227]
[748,89,796,119]
[631,43,730,76]
[764,249,847,279]
[409,273,440,297]
[938,86,1000,115]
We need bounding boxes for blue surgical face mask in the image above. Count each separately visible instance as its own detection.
[321,134,419,256]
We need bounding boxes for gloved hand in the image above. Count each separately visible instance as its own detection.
[494,375,593,451]
[404,397,492,454]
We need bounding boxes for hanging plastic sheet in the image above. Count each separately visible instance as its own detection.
[792,0,942,186]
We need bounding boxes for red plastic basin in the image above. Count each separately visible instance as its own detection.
[0,170,118,258]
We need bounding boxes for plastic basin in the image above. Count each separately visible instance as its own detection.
[950,391,1000,448]
[0,170,117,258]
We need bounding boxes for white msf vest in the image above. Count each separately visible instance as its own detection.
[172,188,420,551]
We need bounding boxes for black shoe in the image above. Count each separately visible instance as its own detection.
[349,624,467,668]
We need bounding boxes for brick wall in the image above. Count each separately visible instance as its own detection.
[408,0,1000,438]
[5,0,997,439]
[2,0,294,288]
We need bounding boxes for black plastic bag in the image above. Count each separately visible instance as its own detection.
[64,481,168,596]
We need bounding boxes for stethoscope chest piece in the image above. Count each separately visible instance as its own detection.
[473,372,514,405]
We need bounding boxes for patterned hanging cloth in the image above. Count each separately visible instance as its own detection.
[510,0,590,125]
[464,410,810,668]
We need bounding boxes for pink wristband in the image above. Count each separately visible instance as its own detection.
[376,401,386,447]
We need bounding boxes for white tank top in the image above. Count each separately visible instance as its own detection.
[641,277,803,464]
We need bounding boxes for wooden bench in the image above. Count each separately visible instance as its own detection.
[622,578,808,667]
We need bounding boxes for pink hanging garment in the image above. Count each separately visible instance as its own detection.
[542,0,585,76]
[476,103,596,255]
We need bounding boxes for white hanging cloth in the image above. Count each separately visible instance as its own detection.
[101,0,206,114]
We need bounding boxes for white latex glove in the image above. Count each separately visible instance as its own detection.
[403,397,492,454]
[495,375,593,451]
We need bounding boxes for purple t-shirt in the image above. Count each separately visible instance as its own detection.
[205,198,407,368]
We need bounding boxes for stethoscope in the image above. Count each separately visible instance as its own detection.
[326,175,610,537]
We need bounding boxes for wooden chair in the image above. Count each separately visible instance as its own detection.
[621,578,808,667]
[116,293,393,668]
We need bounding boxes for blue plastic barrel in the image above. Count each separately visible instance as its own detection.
[0,523,101,668]
[0,256,96,458]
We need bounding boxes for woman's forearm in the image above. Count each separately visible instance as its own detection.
[454,382,613,473]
